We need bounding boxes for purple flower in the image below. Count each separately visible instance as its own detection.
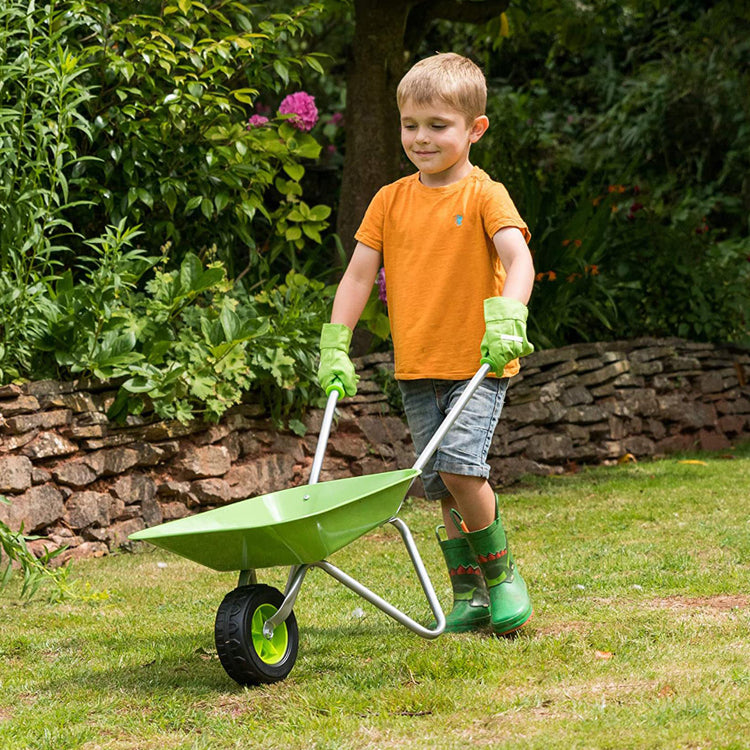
[278,91,318,132]
[247,114,269,129]
[377,267,387,305]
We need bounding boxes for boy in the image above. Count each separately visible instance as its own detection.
[317,53,535,635]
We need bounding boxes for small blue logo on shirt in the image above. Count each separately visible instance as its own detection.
[455,214,463,226]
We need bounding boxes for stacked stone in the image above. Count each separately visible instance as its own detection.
[490,338,750,483]
[0,339,748,563]
[0,358,413,563]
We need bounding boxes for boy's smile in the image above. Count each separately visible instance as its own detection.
[400,100,488,188]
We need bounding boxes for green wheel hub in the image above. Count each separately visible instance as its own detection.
[251,603,288,665]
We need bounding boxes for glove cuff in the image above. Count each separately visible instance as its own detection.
[320,322,353,352]
[483,296,528,323]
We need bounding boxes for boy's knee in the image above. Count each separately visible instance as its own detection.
[439,471,485,496]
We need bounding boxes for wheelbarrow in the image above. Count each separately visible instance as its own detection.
[130,364,491,685]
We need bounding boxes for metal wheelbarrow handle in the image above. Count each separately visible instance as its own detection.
[308,388,340,485]
[310,362,492,484]
[412,362,492,472]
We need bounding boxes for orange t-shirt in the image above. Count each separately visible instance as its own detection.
[355,166,531,380]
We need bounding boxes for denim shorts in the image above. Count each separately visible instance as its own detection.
[397,377,508,501]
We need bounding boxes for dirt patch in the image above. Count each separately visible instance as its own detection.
[648,594,749,611]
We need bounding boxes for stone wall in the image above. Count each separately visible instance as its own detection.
[0,338,748,563]
[490,338,749,483]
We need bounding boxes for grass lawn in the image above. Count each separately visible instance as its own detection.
[2,445,749,749]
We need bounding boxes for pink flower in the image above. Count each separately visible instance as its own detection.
[329,112,344,126]
[247,114,269,129]
[377,267,387,304]
[278,91,318,132]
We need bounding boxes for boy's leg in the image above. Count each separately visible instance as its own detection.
[442,470,533,635]
[440,474,496,536]
[431,382,532,636]
[398,379,495,632]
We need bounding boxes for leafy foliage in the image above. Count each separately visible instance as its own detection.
[69,0,331,276]
[0,497,71,602]
[463,0,750,346]
[32,224,333,425]
[522,182,626,348]
[0,0,335,422]
[2,0,748,421]
[0,2,96,380]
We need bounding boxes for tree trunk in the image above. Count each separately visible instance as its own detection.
[337,0,412,257]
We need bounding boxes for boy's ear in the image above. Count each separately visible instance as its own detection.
[470,115,490,143]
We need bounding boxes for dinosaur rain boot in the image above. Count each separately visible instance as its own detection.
[451,499,532,636]
[435,525,490,633]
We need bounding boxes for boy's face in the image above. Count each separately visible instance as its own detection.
[399,99,488,187]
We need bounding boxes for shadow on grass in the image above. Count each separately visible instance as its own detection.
[32,619,449,697]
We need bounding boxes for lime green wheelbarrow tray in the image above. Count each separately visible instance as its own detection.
[130,364,492,686]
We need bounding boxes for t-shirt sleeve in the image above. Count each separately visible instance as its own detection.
[354,187,386,252]
[482,181,531,244]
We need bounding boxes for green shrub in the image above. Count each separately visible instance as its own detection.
[522,181,626,349]
[0,0,335,421]
[34,223,332,426]
[601,204,750,345]
[472,1,750,347]
[69,0,331,278]
[1,496,72,602]
[0,2,97,379]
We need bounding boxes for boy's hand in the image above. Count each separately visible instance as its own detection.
[480,297,534,375]
[317,323,359,397]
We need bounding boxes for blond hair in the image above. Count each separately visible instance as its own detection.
[397,52,487,121]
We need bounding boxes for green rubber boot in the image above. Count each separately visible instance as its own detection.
[451,499,532,636]
[435,524,490,633]
[435,526,490,633]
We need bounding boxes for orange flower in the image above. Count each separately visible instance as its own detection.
[535,271,558,282]
[587,264,600,275]
[574,239,582,247]
[562,239,571,247]
[592,196,603,206]
[567,273,581,282]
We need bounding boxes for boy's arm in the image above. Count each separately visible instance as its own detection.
[480,227,536,375]
[331,242,382,328]
[318,242,381,396]
[492,226,535,303]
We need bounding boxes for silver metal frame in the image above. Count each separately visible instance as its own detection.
[259,365,491,642]
[263,516,446,639]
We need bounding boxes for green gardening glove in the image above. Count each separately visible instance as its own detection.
[480,297,534,376]
[317,323,359,397]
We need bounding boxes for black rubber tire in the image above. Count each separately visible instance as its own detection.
[214,584,299,686]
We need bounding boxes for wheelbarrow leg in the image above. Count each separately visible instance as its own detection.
[312,518,446,639]
[238,569,257,587]
[262,564,310,639]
